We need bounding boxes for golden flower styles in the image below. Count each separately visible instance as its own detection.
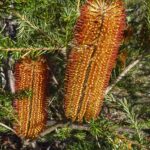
[64,0,126,122]
[13,56,49,139]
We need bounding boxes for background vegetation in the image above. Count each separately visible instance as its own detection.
[0,0,150,149]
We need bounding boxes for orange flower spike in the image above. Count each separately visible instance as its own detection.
[84,0,126,121]
[64,0,126,122]
[74,0,104,45]
[13,56,49,139]
[64,45,95,121]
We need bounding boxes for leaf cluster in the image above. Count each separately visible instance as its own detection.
[0,0,79,49]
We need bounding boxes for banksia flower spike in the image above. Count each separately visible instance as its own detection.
[13,56,49,139]
[64,0,126,122]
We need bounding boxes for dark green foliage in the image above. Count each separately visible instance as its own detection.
[0,0,78,48]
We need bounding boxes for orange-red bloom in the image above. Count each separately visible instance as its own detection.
[64,0,126,122]
[13,56,49,139]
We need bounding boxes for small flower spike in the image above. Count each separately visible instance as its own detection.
[13,56,49,139]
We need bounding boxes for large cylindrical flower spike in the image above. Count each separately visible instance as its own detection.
[64,0,126,122]
[13,56,49,139]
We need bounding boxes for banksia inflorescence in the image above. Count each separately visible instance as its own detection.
[64,0,126,122]
[13,56,49,139]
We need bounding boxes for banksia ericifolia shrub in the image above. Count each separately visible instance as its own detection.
[13,56,49,139]
[64,0,126,122]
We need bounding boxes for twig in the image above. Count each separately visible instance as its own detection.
[77,0,81,12]
[8,69,15,93]
[14,12,38,31]
[42,121,138,137]
[40,121,89,137]
[2,58,11,91]
[0,47,58,51]
[95,135,101,148]
[40,123,68,137]
[0,122,16,134]
[105,59,141,95]
[51,72,59,85]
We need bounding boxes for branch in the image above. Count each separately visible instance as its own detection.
[7,62,15,93]
[2,58,11,91]
[40,121,89,137]
[8,69,15,93]
[0,47,59,51]
[105,58,141,95]
[40,121,144,149]
[0,122,16,134]
[41,121,138,137]
[40,121,144,148]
